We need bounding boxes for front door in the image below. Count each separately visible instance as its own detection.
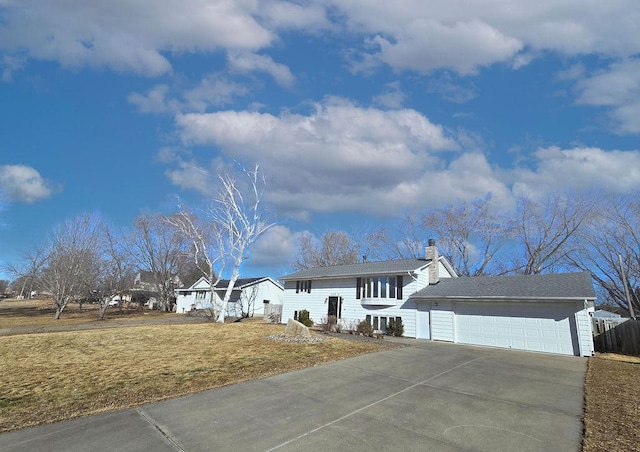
[328,296,341,318]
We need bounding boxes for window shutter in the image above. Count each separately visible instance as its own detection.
[356,278,361,299]
[307,280,312,293]
[396,275,403,299]
[296,281,300,293]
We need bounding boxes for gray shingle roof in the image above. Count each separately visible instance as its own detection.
[280,258,432,280]
[413,271,596,300]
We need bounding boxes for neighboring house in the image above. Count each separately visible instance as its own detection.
[280,241,596,357]
[592,309,623,319]
[133,270,182,293]
[175,276,284,318]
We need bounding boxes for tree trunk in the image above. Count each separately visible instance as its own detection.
[54,302,67,319]
[217,267,241,323]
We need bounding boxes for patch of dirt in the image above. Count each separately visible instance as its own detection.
[583,356,640,451]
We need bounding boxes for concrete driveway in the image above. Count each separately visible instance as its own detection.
[0,340,586,452]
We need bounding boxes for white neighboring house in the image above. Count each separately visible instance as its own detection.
[280,240,596,357]
[175,276,284,318]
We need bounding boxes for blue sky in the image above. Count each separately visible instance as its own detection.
[1,1,640,281]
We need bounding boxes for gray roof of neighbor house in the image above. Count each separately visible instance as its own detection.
[413,271,596,301]
[280,258,434,280]
[214,277,282,290]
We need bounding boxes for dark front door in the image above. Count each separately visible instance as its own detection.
[328,296,341,318]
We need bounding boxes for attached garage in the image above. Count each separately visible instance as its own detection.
[454,302,578,355]
[412,272,596,357]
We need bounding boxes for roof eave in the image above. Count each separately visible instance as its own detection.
[412,295,597,302]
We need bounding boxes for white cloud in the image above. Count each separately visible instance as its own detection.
[0,164,54,203]
[250,225,305,268]
[129,75,248,114]
[372,19,522,75]
[172,98,534,217]
[0,0,274,76]
[128,84,175,114]
[169,96,640,217]
[330,0,640,74]
[227,52,295,87]
[258,1,330,32]
[511,146,640,194]
[427,76,477,104]
[373,81,407,109]
[4,1,638,79]
[575,59,640,133]
[183,74,249,112]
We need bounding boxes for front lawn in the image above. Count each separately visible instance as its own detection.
[0,321,394,432]
[583,354,640,451]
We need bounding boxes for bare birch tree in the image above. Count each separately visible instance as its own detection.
[169,164,274,322]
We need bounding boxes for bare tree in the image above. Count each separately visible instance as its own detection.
[293,230,360,270]
[512,194,593,275]
[129,213,189,312]
[4,246,47,299]
[379,213,429,260]
[39,214,104,319]
[168,164,274,322]
[98,223,136,320]
[421,196,513,276]
[568,194,640,315]
[238,283,259,318]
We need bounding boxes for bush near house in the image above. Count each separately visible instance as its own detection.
[298,309,313,327]
[386,317,404,337]
[357,319,374,337]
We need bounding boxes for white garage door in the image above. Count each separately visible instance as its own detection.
[455,302,577,355]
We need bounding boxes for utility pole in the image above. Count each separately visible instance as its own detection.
[618,254,636,320]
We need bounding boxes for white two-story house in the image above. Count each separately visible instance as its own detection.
[280,240,595,357]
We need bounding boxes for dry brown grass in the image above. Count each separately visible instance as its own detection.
[583,354,640,451]
[0,298,172,328]
[0,321,393,432]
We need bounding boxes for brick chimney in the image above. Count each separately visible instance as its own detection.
[425,238,439,285]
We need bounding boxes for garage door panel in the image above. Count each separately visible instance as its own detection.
[455,302,577,355]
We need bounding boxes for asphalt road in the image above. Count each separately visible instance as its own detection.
[0,339,586,452]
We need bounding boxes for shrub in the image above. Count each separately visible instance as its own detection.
[387,317,404,337]
[356,319,374,337]
[298,309,313,327]
[320,315,338,332]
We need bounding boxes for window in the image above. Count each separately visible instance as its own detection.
[263,299,270,304]
[357,275,403,300]
[196,291,206,300]
[296,280,312,293]
[368,316,390,332]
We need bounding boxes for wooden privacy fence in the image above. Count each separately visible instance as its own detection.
[592,318,640,355]
[264,304,282,323]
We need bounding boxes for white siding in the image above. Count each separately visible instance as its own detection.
[438,261,452,277]
[177,280,283,317]
[282,277,418,337]
[575,302,595,357]
[431,301,454,341]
